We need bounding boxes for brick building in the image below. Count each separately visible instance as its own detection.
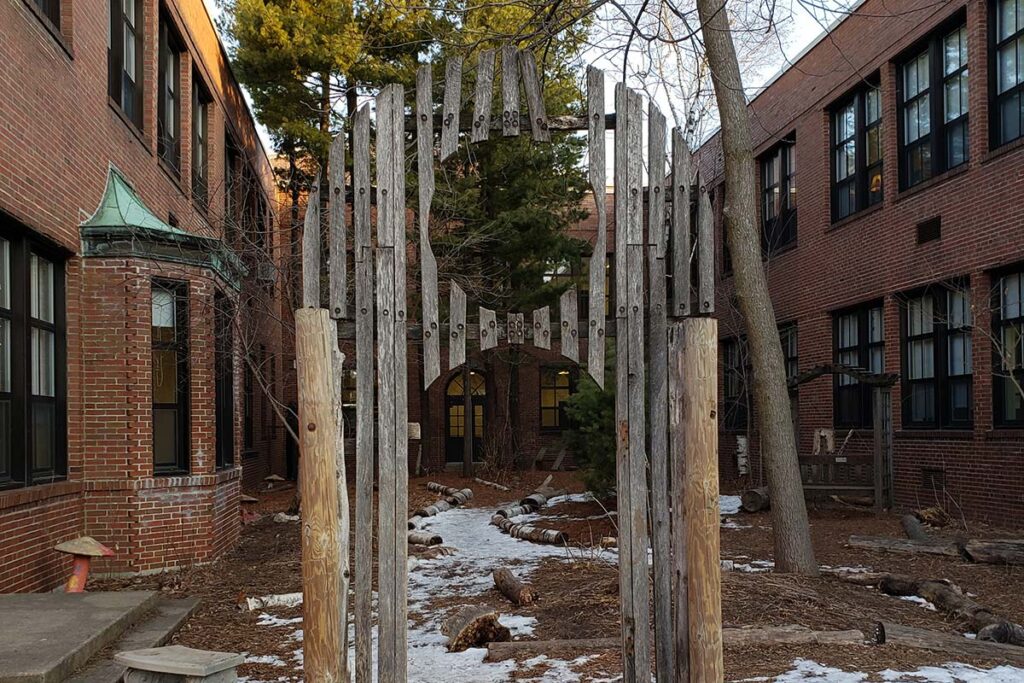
[0,0,286,591]
[696,0,1024,521]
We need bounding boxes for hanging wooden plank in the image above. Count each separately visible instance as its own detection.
[479,307,497,350]
[559,288,578,363]
[671,128,692,318]
[331,346,350,683]
[532,306,551,349]
[613,305,635,683]
[518,50,549,143]
[449,281,467,369]
[417,65,441,388]
[697,180,715,314]
[626,89,643,247]
[328,133,347,319]
[472,50,495,143]
[441,57,463,161]
[302,176,321,308]
[352,104,373,683]
[613,83,628,318]
[501,46,519,137]
[646,100,673,683]
[507,312,525,344]
[586,67,606,388]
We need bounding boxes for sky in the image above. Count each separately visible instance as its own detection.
[203,0,839,158]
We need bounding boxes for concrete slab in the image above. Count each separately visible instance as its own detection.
[115,646,242,677]
[0,591,159,683]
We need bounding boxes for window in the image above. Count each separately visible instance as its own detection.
[261,345,275,441]
[192,70,212,206]
[0,226,67,489]
[152,281,189,473]
[214,293,234,469]
[243,362,254,449]
[31,0,60,28]
[901,287,973,427]
[108,0,144,128]
[760,137,796,253]
[540,367,576,430]
[780,323,798,381]
[722,337,748,431]
[225,137,241,243]
[834,303,885,427]
[831,81,883,220]
[994,271,1024,425]
[899,21,969,189]
[158,14,183,172]
[993,0,1024,146]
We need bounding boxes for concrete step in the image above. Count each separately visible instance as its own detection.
[64,597,201,683]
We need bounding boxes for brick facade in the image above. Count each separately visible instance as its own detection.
[696,0,1024,522]
[0,0,283,591]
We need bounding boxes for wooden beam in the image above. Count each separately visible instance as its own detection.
[328,132,347,319]
[587,66,607,388]
[671,128,692,317]
[471,50,495,143]
[519,50,549,142]
[697,180,715,314]
[440,57,462,161]
[501,46,519,137]
[559,288,578,363]
[301,176,321,309]
[417,65,441,389]
[668,322,689,681]
[449,281,467,369]
[403,111,618,134]
[334,318,619,341]
[532,306,551,350]
[507,312,525,344]
[479,307,497,350]
[462,365,473,477]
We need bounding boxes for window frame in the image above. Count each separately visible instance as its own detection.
[0,222,68,491]
[192,68,212,208]
[990,0,1024,148]
[108,0,144,129]
[722,336,749,432]
[759,136,797,254]
[896,15,970,190]
[833,301,885,428]
[214,292,234,469]
[157,10,184,174]
[830,79,884,221]
[539,366,577,432]
[151,280,190,475]
[993,269,1024,427]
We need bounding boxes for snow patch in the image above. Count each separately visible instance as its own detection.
[720,495,743,515]
[730,659,1024,682]
[500,614,538,637]
[244,655,287,666]
[256,613,303,627]
[898,595,938,611]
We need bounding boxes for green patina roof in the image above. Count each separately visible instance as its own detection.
[80,166,245,289]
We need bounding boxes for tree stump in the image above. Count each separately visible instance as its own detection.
[441,606,511,652]
[740,487,769,513]
[493,568,538,606]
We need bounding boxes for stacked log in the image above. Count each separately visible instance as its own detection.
[490,514,568,545]
[426,482,460,496]
[495,504,533,519]
[407,530,443,546]
[441,606,511,652]
[493,568,538,606]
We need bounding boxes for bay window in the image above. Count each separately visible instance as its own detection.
[152,281,189,473]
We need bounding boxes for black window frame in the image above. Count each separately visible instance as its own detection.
[539,366,577,432]
[899,285,974,429]
[722,336,749,432]
[830,78,884,221]
[0,221,68,491]
[30,0,61,29]
[192,68,212,208]
[993,269,1024,426]
[108,0,144,129]
[896,15,970,190]
[780,322,799,382]
[243,360,254,450]
[990,0,1024,147]
[759,135,797,254]
[157,10,184,174]
[151,280,190,475]
[214,292,234,469]
[833,301,885,428]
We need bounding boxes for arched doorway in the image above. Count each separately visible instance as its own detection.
[445,370,485,464]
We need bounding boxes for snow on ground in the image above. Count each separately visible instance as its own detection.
[720,495,743,515]
[898,595,938,611]
[732,659,1024,682]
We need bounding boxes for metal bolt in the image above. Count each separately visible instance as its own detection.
[307,423,316,432]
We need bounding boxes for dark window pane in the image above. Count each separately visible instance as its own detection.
[949,378,972,423]
[32,402,56,473]
[153,408,179,466]
[0,400,9,479]
[152,349,178,404]
[910,383,936,423]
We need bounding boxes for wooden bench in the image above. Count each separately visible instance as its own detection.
[115,645,243,683]
[798,453,876,497]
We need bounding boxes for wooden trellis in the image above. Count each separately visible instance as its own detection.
[296,49,723,683]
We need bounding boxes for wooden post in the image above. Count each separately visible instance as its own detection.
[331,346,350,683]
[677,317,723,682]
[295,309,342,683]
[462,364,474,477]
[668,324,689,681]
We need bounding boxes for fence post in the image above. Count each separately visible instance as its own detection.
[295,308,342,682]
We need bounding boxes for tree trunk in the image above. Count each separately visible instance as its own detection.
[442,606,511,652]
[964,539,1024,566]
[492,568,538,606]
[877,622,1024,665]
[694,0,818,576]
[847,535,962,557]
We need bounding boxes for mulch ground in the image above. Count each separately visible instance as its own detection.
[92,471,1024,681]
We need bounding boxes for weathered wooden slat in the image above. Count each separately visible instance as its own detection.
[417,65,441,388]
[587,66,606,388]
[559,288,578,363]
[614,301,635,683]
[532,306,551,349]
[472,50,495,143]
[352,104,373,683]
[668,323,689,681]
[626,89,643,246]
[518,50,549,143]
[441,57,463,161]
[301,175,321,308]
[671,128,692,318]
[697,180,715,314]
[613,83,628,318]
[501,46,519,137]
[328,133,347,319]
[335,318,618,341]
[507,312,525,344]
[403,111,617,134]
[649,104,667,258]
[449,281,467,369]
[479,307,497,350]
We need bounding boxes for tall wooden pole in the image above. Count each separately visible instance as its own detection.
[676,317,723,682]
[295,308,342,682]
[331,347,350,683]
[462,365,473,476]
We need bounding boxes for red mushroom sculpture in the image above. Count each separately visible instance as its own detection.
[54,536,115,592]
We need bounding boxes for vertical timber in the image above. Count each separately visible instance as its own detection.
[472,50,495,143]
[328,133,347,319]
[671,129,692,317]
[302,177,321,309]
[587,67,607,387]
[417,66,441,388]
[440,58,462,161]
[501,46,519,137]
[559,288,578,363]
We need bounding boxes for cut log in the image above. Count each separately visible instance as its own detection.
[414,500,452,518]
[900,514,931,541]
[506,522,567,544]
[600,536,618,549]
[495,504,533,519]
[829,494,874,507]
[426,482,460,496]
[410,545,456,560]
[492,568,538,607]
[474,477,510,492]
[877,622,1024,666]
[520,488,567,511]
[408,516,422,530]
[408,530,442,546]
[490,514,514,532]
[441,606,511,652]
[847,535,962,557]
[964,539,1024,566]
[740,487,769,513]
[445,488,474,506]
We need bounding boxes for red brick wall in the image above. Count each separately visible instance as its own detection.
[697,0,1024,522]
